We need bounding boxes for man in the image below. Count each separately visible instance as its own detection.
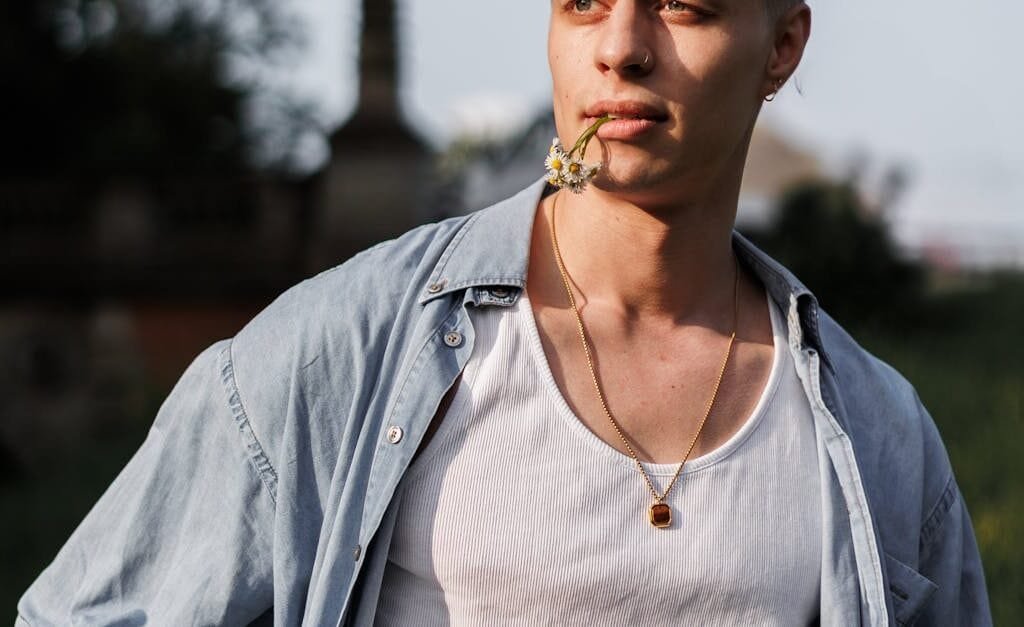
[19,1,990,625]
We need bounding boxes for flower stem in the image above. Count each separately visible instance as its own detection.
[568,115,614,159]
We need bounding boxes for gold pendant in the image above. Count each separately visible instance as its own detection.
[649,502,672,528]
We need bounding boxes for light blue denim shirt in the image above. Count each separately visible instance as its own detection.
[18,179,991,626]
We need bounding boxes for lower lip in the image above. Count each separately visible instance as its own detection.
[589,117,661,140]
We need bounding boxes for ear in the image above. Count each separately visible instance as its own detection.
[762,3,812,99]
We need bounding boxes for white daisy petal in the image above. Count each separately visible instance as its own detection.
[543,121,612,192]
[544,149,567,176]
[562,157,585,184]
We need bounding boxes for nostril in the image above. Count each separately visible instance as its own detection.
[623,62,646,75]
[623,57,653,76]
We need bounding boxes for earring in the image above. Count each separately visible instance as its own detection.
[764,78,785,102]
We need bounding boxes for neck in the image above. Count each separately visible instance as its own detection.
[543,186,739,323]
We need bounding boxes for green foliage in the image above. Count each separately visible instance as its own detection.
[0,0,310,177]
[752,180,926,330]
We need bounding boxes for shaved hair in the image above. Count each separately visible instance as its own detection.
[765,0,803,19]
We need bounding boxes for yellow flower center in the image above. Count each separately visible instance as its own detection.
[550,158,563,170]
[569,163,581,174]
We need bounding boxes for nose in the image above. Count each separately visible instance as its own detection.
[594,3,655,78]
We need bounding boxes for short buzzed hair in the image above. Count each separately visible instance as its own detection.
[765,0,803,19]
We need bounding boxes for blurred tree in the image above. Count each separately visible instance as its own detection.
[752,179,926,330]
[0,0,312,178]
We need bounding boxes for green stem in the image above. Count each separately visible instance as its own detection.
[568,114,614,159]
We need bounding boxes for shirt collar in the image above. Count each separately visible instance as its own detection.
[421,177,828,362]
[419,179,544,303]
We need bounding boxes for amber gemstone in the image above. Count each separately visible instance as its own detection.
[649,503,672,528]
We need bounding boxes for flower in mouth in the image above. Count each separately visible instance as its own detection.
[544,115,613,194]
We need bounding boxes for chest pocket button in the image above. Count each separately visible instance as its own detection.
[444,331,463,347]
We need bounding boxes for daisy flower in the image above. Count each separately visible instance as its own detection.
[562,157,585,184]
[544,115,613,193]
[544,142,569,186]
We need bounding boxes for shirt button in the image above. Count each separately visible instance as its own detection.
[491,287,510,298]
[426,281,446,294]
[386,425,403,444]
[353,545,362,561]
[444,331,463,347]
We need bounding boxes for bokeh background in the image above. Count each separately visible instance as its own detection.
[3,0,1021,621]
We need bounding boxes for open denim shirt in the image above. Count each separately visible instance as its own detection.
[19,180,991,626]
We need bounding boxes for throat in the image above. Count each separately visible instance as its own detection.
[539,192,738,321]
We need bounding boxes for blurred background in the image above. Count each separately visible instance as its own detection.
[2,0,1021,621]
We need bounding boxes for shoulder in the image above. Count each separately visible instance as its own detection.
[211,179,545,510]
[816,309,956,557]
[231,215,462,376]
[224,213,473,471]
[817,308,951,485]
[213,177,543,483]
[817,311,924,417]
[253,214,471,327]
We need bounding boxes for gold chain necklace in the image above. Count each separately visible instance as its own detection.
[548,194,739,528]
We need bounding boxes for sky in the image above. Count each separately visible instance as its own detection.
[280,0,1024,266]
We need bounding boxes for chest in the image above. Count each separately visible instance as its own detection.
[531,296,777,463]
[374,298,823,625]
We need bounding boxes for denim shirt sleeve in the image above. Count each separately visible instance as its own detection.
[17,341,276,625]
[908,476,991,626]
[909,401,992,626]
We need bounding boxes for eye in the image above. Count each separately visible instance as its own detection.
[560,0,606,22]
[660,1,713,21]
[665,1,694,11]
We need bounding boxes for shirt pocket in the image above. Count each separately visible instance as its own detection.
[884,552,938,626]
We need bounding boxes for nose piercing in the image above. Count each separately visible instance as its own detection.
[643,53,651,66]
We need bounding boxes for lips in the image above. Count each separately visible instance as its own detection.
[583,100,668,140]
[584,100,667,121]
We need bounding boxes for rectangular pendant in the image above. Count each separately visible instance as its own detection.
[649,503,672,528]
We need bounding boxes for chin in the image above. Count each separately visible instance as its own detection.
[590,166,696,210]
[593,159,669,192]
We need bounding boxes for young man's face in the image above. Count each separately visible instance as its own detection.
[548,0,784,201]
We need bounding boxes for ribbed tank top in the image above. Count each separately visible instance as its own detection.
[376,291,822,625]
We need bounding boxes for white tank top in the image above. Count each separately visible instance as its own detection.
[376,291,822,625]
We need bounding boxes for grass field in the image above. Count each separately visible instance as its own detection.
[3,274,1022,622]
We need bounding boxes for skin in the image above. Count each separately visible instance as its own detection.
[528,0,811,462]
